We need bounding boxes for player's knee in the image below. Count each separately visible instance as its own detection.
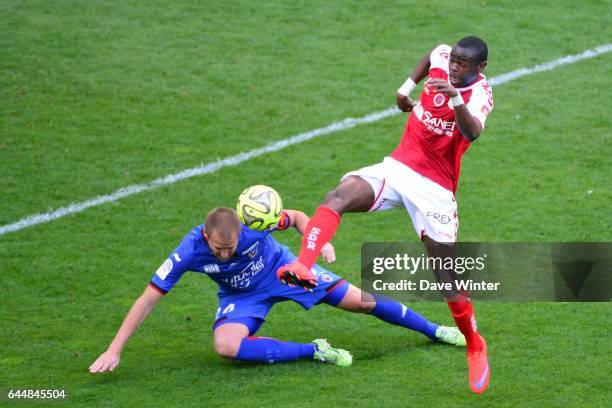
[214,337,242,359]
[338,286,376,313]
[324,187,359,214]
[354,300,376,313]
[341,297,376,313]
[323,177,373,213]
[323,189,347,213]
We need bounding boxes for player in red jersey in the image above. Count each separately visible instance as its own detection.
[277,36,493,394]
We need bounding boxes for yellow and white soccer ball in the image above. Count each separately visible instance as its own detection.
[237,185,283,231]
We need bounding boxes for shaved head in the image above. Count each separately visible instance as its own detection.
[204,207,241,241]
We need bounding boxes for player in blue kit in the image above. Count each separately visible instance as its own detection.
[89,207,464,373]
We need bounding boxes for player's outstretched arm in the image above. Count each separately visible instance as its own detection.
[396,48,433,112]
[89,285,163,374]
[283,209,335,263]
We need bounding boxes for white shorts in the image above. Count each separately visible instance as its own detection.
[341,157,458,242]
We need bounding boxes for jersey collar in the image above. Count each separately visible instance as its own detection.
[454,73,486,92]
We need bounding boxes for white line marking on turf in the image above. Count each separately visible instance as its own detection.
[488,44,612,86]
[1,44,611,236]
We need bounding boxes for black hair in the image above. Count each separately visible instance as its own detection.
[456,36,488,64]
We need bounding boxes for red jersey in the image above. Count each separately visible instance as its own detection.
[391,44,494,193]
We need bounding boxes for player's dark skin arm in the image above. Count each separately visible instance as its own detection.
[427,48,487,141]
[426,78,482,142]
[396,49,433,112]
[452,104,482,142]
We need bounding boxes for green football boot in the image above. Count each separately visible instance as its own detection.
[312,339,353,367]
[435,326,467,347]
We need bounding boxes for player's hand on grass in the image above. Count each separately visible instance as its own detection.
[320,243,336,263]
[424,78,458,97]
[396,93,416,112]
[89,351,120,374]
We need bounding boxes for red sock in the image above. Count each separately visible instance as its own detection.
[297,205,341,268]
[447,300,483,353]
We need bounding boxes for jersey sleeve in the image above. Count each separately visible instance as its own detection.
[265,210,292,233]
[429,44,452,72]
[275,210,292,231]
[150,238,194,294]
[466,82,494,129]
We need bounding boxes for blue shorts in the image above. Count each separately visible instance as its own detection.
[213,262,348,334]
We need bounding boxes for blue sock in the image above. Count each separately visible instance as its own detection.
[370,295,438,340]
[236,337,316,363]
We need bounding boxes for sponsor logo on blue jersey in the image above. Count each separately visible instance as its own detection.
[222,255,266,289]
[203,264,220,274]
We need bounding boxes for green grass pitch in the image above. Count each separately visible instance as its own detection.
[1,1,611,406]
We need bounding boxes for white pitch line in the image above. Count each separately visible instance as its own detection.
[488,43,612,86]
[1,43,611,237]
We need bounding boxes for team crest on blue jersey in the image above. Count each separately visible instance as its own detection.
[241,241,260,258]
[320,273,333,283]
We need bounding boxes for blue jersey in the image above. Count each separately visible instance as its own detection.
[150,222,292,294]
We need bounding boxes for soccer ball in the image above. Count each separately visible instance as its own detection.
[237,185,283,231]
